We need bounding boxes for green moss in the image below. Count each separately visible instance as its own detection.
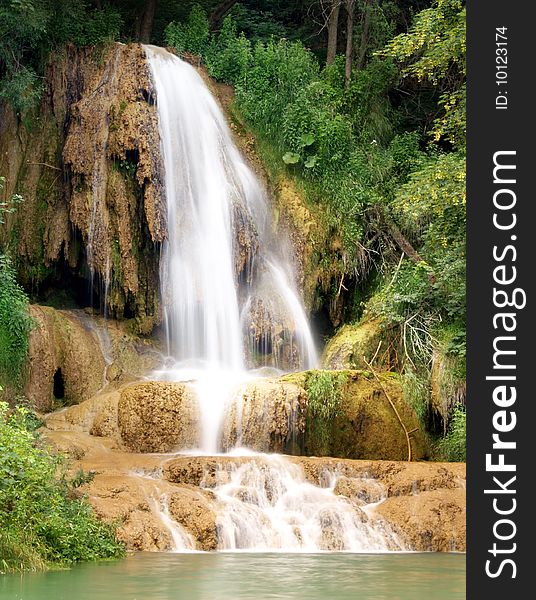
[282,369,429,460]
[322,320,383,369]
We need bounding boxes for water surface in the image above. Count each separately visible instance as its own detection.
[1,552,465,600]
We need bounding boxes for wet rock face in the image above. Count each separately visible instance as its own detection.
[290,457,466,552]
[220,380,307,453]
[243,295,302,370]
[162,455,466,552]
[0,44,164,328]
[24,305,106,411]
[42,426,466,553]
[117,381,200,452]
[24,305,163,412]
[168,488,219,551]
[87,475,174,552]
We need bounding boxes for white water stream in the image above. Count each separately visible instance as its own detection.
[145,45,317,450]
[142,46,392,552]
[209,453,399,552]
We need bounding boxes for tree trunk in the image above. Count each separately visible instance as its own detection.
[374,207,437,284]
[344,0,356,87]
[139,0,158,43]
[356,0,372,71]
[383,213,424,265]
[209,0,238,31]
[326,1,341,66]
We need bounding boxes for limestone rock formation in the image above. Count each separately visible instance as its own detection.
[221,379,306,453]
[24,305,106,411]
[42,425,465,553]
[0,44,165,327]
[85,474,174,552]
[168,488,218,551]
[24,305,164,412]
[243,294,302,370]
[117,381,200,452]
[45,389,120,435]
[374,489,466,552]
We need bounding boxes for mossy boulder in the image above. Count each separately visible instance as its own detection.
[322,320,384,370]
[282,369,429,461]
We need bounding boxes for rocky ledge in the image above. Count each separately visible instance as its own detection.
[43,427,465,553]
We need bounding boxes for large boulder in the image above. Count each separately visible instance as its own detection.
[168,487,219,551]
[24,305,106,412]
[283,370,429,461]
[374,488,466,552]
[117,381,200,452]
[85,474,174,552]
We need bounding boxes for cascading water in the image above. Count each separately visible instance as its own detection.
[143,46,393,553]
[145,45,316,372]
[145,45,317,452]
[208,453,400,552]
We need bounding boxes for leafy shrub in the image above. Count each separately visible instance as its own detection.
[436,403,466,461]
[305,371,346,455]
[205,16,252,84]
[0,402,124,573]
[0,255,33,389]
[165,4,210,56]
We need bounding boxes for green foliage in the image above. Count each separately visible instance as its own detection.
[0,255,33,389]
[381,0,466,83]
[436,403,466,461]
[304,371,346,455]
[0,0,122,114]
[0,401,124,573]
[206,16,252,85]
[380,0,466,149]
[164,4,209,56]
[306,371,347,421]
[401,366,430,427]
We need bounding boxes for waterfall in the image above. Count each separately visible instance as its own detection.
[140,47,396,554]
[145,46,317,372]
[145,46,317,452]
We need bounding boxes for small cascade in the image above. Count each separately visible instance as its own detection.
[86,47,122,310]
[151,495,196,552]
[207,454,400,552]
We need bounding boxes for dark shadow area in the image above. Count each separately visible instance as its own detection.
[53,368,65,400]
